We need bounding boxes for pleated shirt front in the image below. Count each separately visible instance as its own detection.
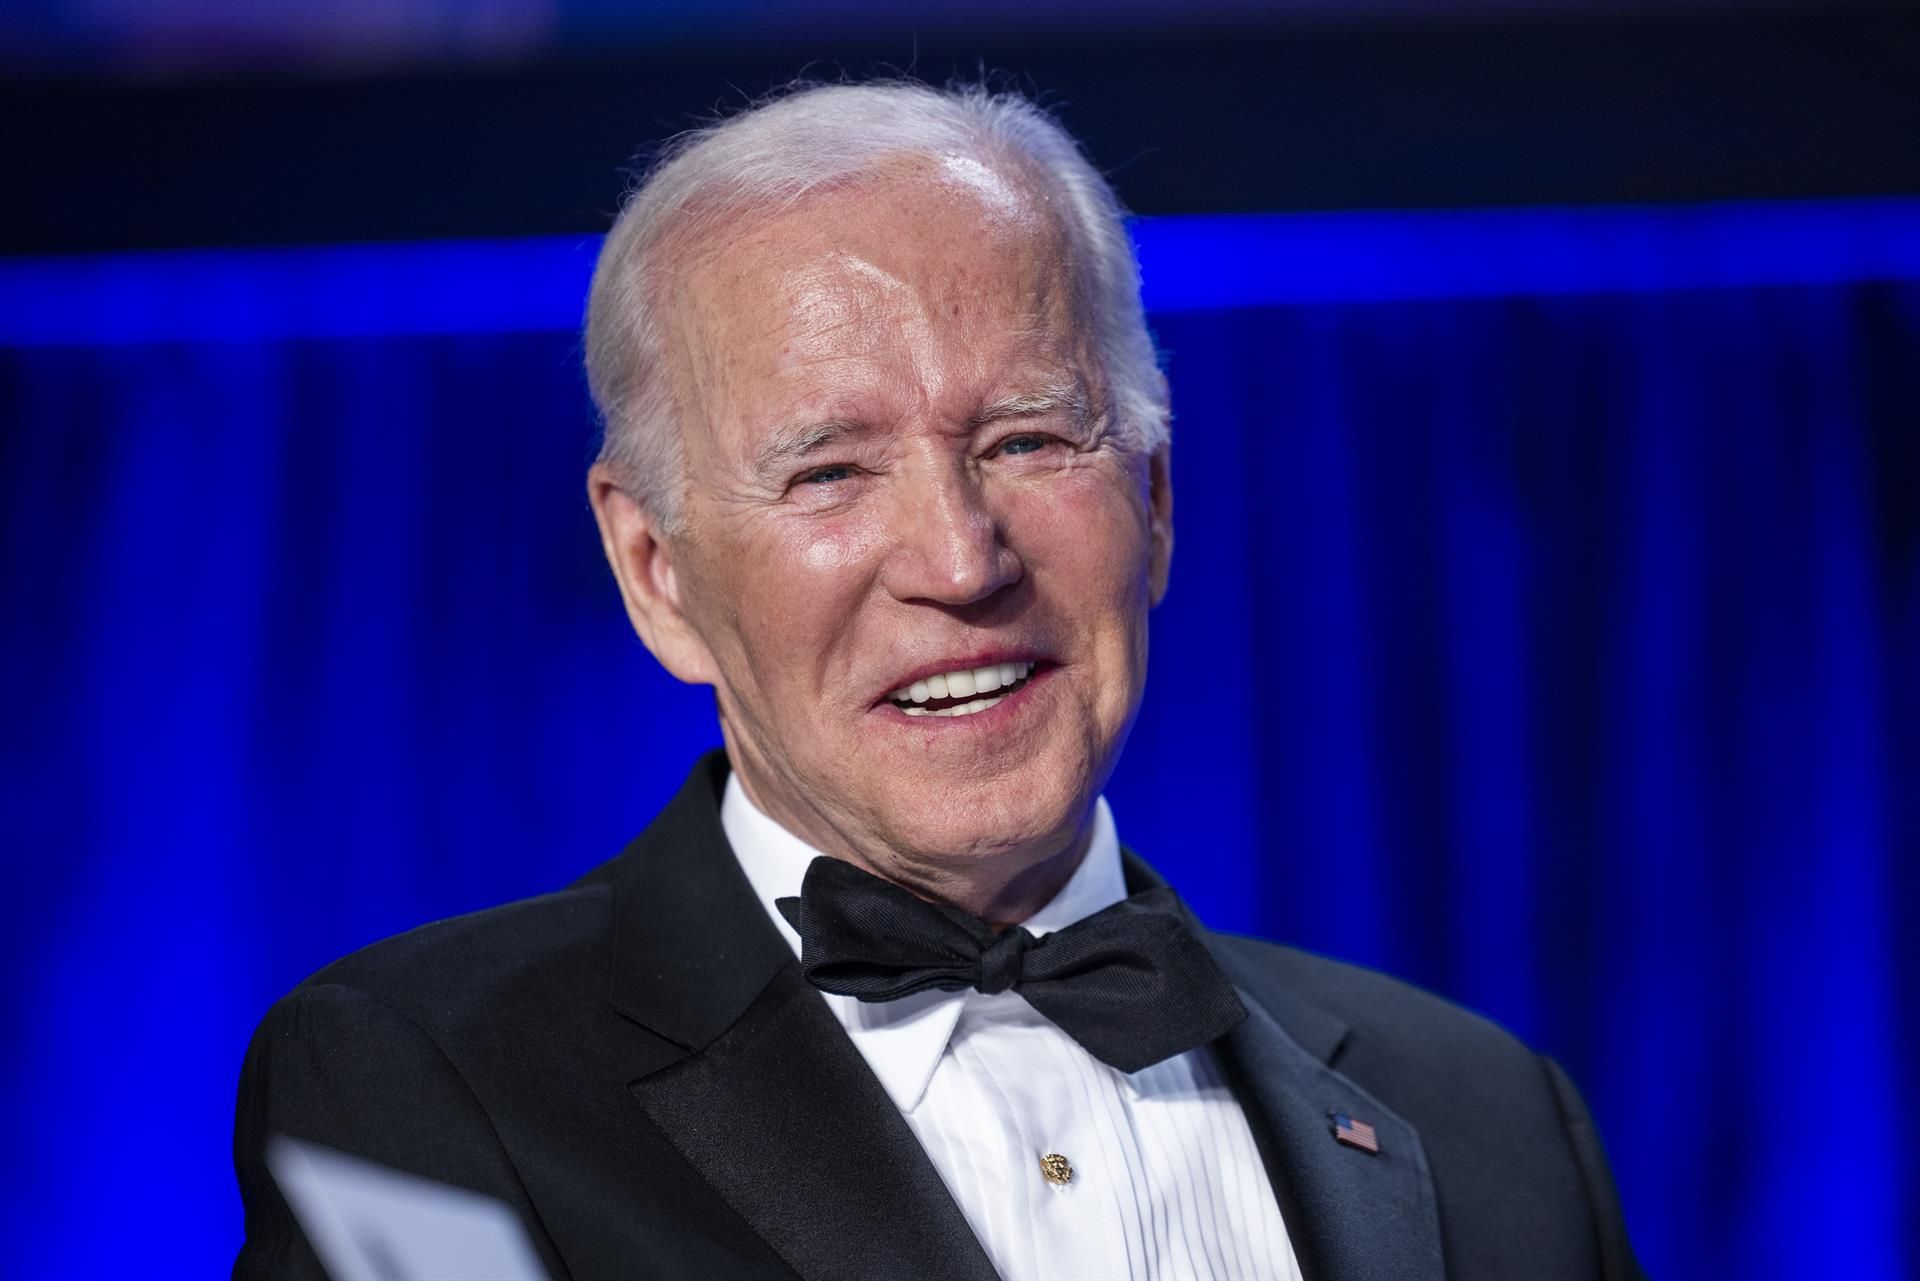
[724,777,1304,1281]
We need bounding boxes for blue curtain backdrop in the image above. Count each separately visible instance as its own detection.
[3,204,1916,1277]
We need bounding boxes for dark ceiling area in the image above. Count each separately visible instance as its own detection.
[6,6,1917,254]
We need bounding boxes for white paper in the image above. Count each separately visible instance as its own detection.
[266,1135,553,1281]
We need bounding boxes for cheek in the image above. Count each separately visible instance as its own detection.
[794,516,886,576]
[1010,467,1152,596]
[1010,469,1155,715]
[724,514,889,675]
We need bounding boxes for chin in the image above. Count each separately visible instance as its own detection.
[866,763,1093,868]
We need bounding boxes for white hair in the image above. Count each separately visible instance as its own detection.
[582,79,1169,532]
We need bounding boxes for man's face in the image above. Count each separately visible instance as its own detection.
[603,160,1172,905]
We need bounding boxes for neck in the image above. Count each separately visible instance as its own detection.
[955,824,1093,930]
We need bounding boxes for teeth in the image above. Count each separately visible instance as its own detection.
[901,695,1005,718]
[887,661,1035,706]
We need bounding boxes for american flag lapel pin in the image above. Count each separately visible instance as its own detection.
[1330,1112,1380,1154]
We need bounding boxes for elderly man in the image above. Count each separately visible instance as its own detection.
[235,81,1641,1280]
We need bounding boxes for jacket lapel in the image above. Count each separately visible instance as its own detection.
[1119,851,1444,1281]
[606,753,999,1281]
[1210,950,1446,1281]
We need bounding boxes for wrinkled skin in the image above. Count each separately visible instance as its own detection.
[589,156,1172,924]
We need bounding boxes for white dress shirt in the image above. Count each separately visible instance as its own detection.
[723,777,1304,1281]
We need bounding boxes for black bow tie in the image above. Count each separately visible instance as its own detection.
[775,855,1248,1073]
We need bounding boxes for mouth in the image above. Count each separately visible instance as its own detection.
[880,659,1043,719]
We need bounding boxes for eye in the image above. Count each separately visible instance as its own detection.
[796,464,857,486]
[995,434,1055,457]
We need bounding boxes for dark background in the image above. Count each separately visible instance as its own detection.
[8,7,1920,250]
[3,2,1917,1276]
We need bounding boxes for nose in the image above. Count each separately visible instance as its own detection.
[879,456,1023,607]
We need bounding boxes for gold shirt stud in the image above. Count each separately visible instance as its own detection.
[1039,1153,1073,1185]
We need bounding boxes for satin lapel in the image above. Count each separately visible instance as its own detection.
[629,964,1000,1281]
[1217,985,1445,1281]
[1120,849,1444,1281]
[606,753,998,1281]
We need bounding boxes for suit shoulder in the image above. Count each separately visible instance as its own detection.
[1210,930,1536,1063]
[283,876,614,1041]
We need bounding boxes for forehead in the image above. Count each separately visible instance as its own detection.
[659,158,1087,440]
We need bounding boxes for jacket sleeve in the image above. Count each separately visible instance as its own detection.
[231,982,567,1280]
[1541,1056,1647,1281]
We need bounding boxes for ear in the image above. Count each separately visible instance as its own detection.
[1147,444,1174,606]
[586,463,720,686]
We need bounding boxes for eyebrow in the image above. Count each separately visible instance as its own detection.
[754,418,865,479]
[971,383,1089,427]
[752,382,1091,480]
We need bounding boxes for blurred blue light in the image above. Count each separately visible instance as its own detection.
[1135,200,1920,309]
[5,200,1919,346]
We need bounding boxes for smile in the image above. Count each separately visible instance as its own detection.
[884,660,1038,718]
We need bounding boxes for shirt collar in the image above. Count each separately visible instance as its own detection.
[721,773,1125,1113]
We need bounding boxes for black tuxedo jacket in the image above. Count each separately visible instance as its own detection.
[234,752,1643,1280]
